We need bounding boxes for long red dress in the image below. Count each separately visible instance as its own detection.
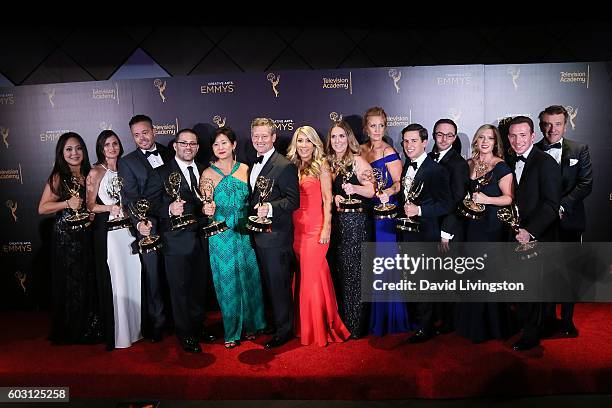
[293,175,350,346]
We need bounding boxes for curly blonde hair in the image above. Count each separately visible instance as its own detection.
[287,126,326,179]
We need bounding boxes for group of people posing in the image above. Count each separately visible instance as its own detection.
[38,104,592,353]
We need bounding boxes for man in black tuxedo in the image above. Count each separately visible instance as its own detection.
[118,114,173,343]
[398,123,453,343]
[248,118,300,349]
[429,119,470,334]
[144,128,212,353]
[535,105,593,337]
[508,116,561,351]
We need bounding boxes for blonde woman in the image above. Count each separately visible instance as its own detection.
[360,107,410,336]
[324,120,374,338]
[455,124,514,344]
[287,125,350,346]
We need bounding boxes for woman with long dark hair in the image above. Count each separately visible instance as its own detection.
[38,132,102,344]
[86,130,142,350]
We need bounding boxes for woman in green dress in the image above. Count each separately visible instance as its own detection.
[201,127,266,348]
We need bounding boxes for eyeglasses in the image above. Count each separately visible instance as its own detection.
[434,132,456,140]
[176,141,198,147]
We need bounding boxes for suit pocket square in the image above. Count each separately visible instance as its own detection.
[569,159,578,166]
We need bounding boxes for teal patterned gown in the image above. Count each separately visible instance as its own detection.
[208,162,266,342]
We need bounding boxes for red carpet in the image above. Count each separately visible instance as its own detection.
[2,304,612,399]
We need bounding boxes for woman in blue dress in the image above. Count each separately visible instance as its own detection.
[360,107,411,336]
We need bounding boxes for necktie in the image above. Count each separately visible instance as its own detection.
[544,142,562,151]
[187,165,198,193]
[408,161,418,170]
[145,150,159,157]
[516,155,526,162]
[255,155,264,164]
[432,152,440,161]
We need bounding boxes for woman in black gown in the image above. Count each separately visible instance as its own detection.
[38,132,102,344]
[325,120,375,339]
[455,124,514,343]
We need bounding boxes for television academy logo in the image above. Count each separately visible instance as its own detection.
[267,73,280,98]
[213,115,226,128]
[389,69,401,94]
[154,79,167,102]
[507,66,520,90]
[6,200,17,222]
[44,88,55,108]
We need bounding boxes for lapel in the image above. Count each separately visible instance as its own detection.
[561,139,571,168]
[413,156,432,185]
[439,148,454,165]
[259,150,277,179]
[135,148,154,172]
[169,158,195,201]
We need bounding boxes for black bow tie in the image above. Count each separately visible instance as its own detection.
[145,150,159,157]
[407,161,418,170]
[255,155,264,164]
[516,155,526,162]
[432,152,440,161]
[544,142,562,151]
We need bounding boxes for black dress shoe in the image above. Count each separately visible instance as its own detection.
[259,326,276,335]
[149,330,163,343]
[264,335,292,349]
[408,330,434,344]
[179,337,202,353]
[199,329,216,343]
[435,325,454,335]
[559,324,579,338]
[512,337,540,351]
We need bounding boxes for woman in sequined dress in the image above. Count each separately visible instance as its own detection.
[325,120,374,339]
[38,132,102,345]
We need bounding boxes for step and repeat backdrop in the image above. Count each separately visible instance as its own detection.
[1,62,610,309]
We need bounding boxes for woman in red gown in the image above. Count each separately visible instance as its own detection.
[287,125,350,346]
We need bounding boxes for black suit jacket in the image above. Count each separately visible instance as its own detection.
[430,149,469,239]
[534,138,593,232]
[399,156,453,242]
[144,158,207,256]
[117,142,174,233]
[511,147,561,242]
[248,150,300,248]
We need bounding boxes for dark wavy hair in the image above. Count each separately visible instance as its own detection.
[94,130,124,165]
[47,132,91,197]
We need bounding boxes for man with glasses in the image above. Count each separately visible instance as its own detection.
[429,119,469,335]
[144,128,214,353]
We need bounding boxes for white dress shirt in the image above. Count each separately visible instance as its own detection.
[514,144,534,185]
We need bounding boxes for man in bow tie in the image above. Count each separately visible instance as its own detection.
[118,114,174,344]
[399,123,452,344]
[535,105,593,338]
[248,118,299,350]
[508,116,561,351]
